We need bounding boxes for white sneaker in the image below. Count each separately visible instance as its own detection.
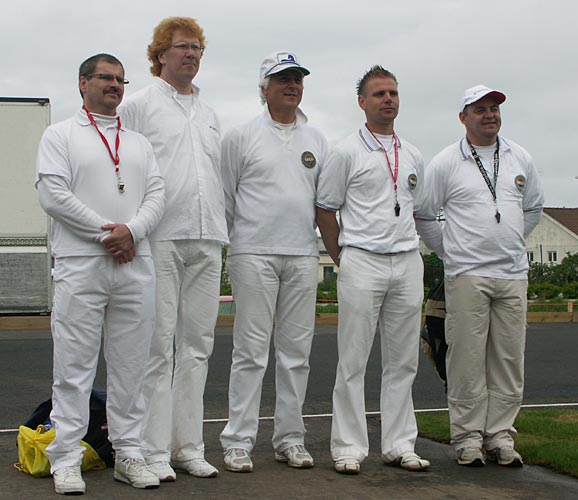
[456,447,486,467]
[384,451,431,471]
[486,446,523,467]
[53,465,86,495]
[147,460,176,482]
[172,458,219,478]
[224,448,253,473]
[114,458,160,489]
[275,445,314,468]
[334,456,360,475]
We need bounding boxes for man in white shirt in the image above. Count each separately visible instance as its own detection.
[316,66,430,475]
[120,17,227,481]
[36,53,165,495]
[219,51,327,473]
[415,85,544,467]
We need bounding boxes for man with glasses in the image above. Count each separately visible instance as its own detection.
[120,17,227,481]
[219,51,327,473]
[415,85,544,467]
[36,53,165,494]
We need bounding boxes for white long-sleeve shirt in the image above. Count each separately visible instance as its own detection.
[35,109,165,257]
[415,136,544,279]
[120,77,227,243]
[221,107,327,257]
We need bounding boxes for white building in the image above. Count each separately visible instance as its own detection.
[526,208,578,265]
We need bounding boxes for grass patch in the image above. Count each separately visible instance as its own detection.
[416,409,578,479]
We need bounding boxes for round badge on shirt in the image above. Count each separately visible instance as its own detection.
[515,175,526,192]
[408,173,418,190]
[301,151,316,169]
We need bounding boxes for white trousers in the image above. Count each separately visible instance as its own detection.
[445,275,527,451]
[331,247,423,462]
[142,239,221,463]
[46,255,156,472]
[220,254,318,452]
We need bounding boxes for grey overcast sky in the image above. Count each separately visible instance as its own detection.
[1,0,575,207]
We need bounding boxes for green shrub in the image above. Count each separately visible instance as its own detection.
[561,282,578,299]
[528,283,562,300]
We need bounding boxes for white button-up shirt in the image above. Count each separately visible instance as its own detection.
[120,77,228,243]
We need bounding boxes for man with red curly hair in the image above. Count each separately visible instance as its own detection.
[120,17,227,481]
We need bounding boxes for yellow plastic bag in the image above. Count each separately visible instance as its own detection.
[14,425,106,477]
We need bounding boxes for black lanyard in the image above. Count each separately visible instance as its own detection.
[468,138,500,223]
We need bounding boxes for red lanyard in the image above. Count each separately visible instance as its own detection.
[366,124,400,216]
[83,106,125,193]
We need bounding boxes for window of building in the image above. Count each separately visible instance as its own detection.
[527,251,534,262]
[548,251,557,263]
[323,266,336,281]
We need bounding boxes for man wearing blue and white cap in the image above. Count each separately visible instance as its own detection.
[415,84,544,468]
[219,50,327,473]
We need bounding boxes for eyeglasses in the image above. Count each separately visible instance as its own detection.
[171,42,204,54]
[85,73,129,85]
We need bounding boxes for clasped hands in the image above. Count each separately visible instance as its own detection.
[101,224,136,264]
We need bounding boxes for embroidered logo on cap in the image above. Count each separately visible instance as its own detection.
[277,52,297,64]
[408,173,418,190]
[515,175,526,192]
[301,151,316,169]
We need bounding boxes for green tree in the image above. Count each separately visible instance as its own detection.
[422,252,443,292]
[529,253,578,286]
[220,245,232,295]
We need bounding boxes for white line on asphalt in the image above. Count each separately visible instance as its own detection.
[3,402,578,434]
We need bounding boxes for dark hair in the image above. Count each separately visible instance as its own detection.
[78,53,124,98]
[356,65,398,96]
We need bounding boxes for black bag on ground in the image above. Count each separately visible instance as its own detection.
[22,388,114,467]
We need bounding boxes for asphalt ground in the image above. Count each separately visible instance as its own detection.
[1,323,578,499]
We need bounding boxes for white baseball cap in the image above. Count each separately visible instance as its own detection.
[460,84,506,112]
[259,51,310,82]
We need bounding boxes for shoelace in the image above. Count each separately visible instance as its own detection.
[56,467,81,480]
[292,445,307,455]
[120,458,147,472]
[228,449,249,460]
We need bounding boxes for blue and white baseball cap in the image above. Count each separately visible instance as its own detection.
[260,50,310,81]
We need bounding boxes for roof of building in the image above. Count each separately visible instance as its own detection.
[544,208,578,236]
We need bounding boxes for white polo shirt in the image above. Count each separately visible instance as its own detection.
[35,109,165,258]
[221,107,327,257]
[120,77,228,243]
[316,126,424,254]
[416,136,544,279]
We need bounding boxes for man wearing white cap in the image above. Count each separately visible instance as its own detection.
[316,65,430,475]
[219,50,327,473]
[415,85,544,467]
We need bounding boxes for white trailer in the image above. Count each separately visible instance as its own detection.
[0,97,51,314]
